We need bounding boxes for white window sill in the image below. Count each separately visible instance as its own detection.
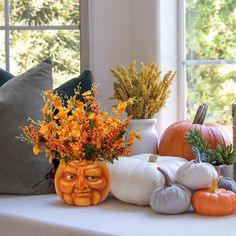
[0,194,235,236]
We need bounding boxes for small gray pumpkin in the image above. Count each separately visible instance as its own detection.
[218,176,236,193]
[215,165,236,193]
[150,167,192,214]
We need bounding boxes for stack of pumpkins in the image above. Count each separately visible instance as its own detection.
[108,104,236,216]
[156,103,236,215]
[150,147,236,216]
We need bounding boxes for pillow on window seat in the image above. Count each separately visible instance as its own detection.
[0,68,14,87]
[54,70,92,103]
[0,59,55,194]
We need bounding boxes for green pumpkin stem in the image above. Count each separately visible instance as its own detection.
[157,167,172,188]
[192,146,202,163]
[210,178,219,193]
[192,104,208,125]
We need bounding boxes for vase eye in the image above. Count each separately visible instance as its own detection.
[87,176,98,181]
[65,174,75,180]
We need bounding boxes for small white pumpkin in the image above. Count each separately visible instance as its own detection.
[108,154,187,205]
[176,147,218,190]
[150,167,192,214]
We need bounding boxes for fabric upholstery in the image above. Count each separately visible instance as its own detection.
[0,68,14,87]
[54,70,92,103]
[0,60,55,194]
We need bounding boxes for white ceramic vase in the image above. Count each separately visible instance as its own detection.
[126,118,158,154]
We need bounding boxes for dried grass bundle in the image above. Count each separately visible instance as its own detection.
[110,61,176,119]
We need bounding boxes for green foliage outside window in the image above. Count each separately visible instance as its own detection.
[0,0,80,88]
[186,0,236,125]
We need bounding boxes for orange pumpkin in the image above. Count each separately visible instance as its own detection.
[192,179,236,216]
[55,160,110,206]
[158,104,231,160]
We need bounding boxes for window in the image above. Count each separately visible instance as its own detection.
[180,0,236,130]
[0,0,81,87]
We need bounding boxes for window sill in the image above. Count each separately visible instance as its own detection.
[0,194,235,236]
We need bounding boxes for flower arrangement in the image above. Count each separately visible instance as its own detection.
[110,60,176,119]
[17,87,141,164]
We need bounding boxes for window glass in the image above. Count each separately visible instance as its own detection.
[186,64,236,128]
[186,0,236,60]
[10,30,80,87]
[0,0,4,26]
[10,0,80,26]
[0,31,5,66]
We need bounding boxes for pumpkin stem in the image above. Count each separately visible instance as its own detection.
[157,167,172,187]
[192,146,202,163]
[210,178,219,193]
[192,104,208,125]
[148,155,158,163]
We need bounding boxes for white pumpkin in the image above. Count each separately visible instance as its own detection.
[108,154,187,206]
[176,147,218,190]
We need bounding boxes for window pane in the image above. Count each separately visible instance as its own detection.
[10,30,80,87]
[10,0,80,26]
[186,64,236,134]
[0,0,4,26]
[0,31,5,67]
[186,0,236,60]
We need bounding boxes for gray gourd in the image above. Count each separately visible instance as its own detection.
[150,167,192,214]
[217,166,236,193]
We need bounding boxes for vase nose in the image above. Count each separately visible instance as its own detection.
[75,176,88,190]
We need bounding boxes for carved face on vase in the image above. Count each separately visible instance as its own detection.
[55,160,110,206]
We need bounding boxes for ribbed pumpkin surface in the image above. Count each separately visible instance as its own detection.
[158,121,231,161]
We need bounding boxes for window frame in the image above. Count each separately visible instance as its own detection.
[1,0,89,72]
[178,0,236,120]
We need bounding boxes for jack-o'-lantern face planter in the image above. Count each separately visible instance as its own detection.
[55,160,110,206]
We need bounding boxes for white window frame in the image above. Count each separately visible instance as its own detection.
[178,0,236,120]
[1,0,89,72]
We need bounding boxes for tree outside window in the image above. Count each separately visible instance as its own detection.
[185,0,236,130]
[0,0,80,88]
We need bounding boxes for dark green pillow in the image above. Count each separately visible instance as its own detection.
[54,70,92,103]
[0,68,14,87]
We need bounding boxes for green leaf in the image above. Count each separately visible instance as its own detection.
[85,144,94,158]
[63,157,70,163]
[89,120,95,130]
[115,132,125,141]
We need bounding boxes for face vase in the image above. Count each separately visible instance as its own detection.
[55,160,110,206]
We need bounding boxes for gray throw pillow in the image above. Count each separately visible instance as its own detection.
[0,60,55,194]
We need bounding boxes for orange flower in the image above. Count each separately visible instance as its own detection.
[44,90,53,95]
[18,87,141,164]
[33,145,42,155]
[113,100,128,114]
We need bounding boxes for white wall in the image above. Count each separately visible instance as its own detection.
[89,0,132,111]
[89,0,178,135]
